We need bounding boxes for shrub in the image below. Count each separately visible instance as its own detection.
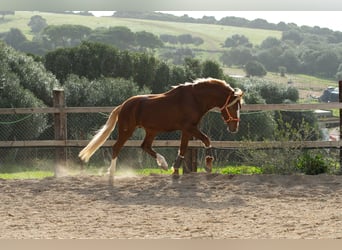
[296,152,331,175]
[244,60,267,77]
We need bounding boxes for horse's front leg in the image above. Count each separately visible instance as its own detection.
[172,132,191,177]
[188,128,213,173]
[141,130,168,170]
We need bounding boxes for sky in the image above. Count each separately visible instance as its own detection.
[90,11,342,32]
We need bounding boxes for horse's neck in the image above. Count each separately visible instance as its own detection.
[194,87,229,111]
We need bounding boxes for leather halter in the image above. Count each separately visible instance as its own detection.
[220,93,241,123]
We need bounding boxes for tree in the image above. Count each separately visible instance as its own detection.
[161,48,194,65]
[135,31,163,49]
[133,53,157,88]
[151,62,170,93]
[220,47,254,66]
[223,34,252,48]
[4,28,27,50]
[314,50,340,77]
[88,26,135,49]
[44,41,120,82]
[169,65,186,85]
[279,49,301,73]
[63,76,151,140]
[299,48,319,75]
[42,24,92,48]
[44,47,74,83]
[192,36,204,46]
[183,57,202,80]
[0,41,56,142]
[178,34,193,44]
[244,61,267,77]
[282,29,304,44]
[0,71,48,141]
[260,37,282,49]
[28,15,48,34]
[278,66,287,77]
[201,60,224,79]
[286,86,299,102]
[249,18,275,30]
[116,50,134,79]
[257,47,283,72]
[1,41,59,105]
[159,34,178,44]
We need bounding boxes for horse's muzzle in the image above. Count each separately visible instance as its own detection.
[227,127,238,133]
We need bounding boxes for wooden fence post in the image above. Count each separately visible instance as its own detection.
[339,81,342,174]
[53,89,67,177]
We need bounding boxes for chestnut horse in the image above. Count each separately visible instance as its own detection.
[79,78,243,179]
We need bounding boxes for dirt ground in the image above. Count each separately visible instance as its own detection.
[0,173,341,239]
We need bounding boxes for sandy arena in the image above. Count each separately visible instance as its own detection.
[0,173,341,239]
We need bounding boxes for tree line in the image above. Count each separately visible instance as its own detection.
[3,19,342,80]
[1,13,342,79]
[43,41,226,94]
[113,11,342,79]
[220,33,342,79]
[1,39,319,146]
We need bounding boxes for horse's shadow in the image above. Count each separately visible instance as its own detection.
[74,173,248,210]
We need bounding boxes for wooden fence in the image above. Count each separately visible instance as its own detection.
[1,85,342,173]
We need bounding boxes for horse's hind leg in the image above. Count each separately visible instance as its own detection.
[108,126,135,181]
[204,147,214,173]
[141,130,168,170]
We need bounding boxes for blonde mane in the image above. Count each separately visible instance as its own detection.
[172,77,234,91]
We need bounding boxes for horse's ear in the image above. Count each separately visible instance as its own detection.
[234,88,243,97]
[234,88,244,105]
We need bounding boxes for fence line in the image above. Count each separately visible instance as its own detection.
[1,102,342,151]
[1,88,342,174]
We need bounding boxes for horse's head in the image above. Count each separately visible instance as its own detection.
[220,88,243,133]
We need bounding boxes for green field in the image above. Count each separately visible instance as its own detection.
[0,11,281,51]
[0,171,54,179]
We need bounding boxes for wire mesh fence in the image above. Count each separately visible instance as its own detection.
[1,105,341,179]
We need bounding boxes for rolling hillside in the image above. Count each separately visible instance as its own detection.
[0,11,337,94]
[0,11,282,52]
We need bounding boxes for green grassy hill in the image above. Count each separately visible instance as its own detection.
[1,11,281,52]
[1,11,337,95]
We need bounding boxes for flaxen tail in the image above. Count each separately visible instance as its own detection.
[79,105,122,163]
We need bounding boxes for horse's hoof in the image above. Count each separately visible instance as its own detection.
[171,167,180,179]
[108,177,114,186]
[204,166,212,173]
[205,156,213,173]
[172,173,180,180]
